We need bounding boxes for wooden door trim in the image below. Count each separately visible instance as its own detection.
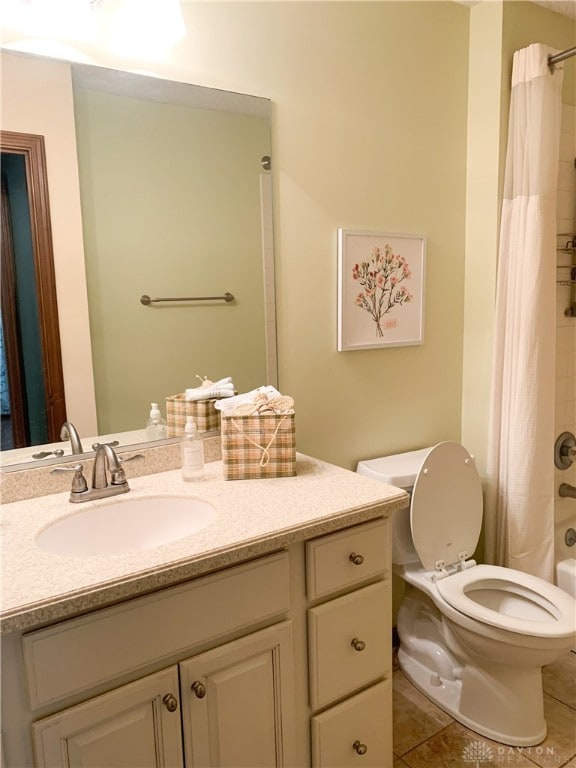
[0,131,66,441]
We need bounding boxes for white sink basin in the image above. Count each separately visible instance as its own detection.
[35,496,218,557]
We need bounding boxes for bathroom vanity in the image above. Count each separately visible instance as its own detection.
[0,454,406,767]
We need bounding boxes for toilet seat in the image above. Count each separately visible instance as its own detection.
[408,442,575,640]
[435,564,576,638]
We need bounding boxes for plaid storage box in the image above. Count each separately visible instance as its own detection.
[166,394,220,436]
[221,413,296,480]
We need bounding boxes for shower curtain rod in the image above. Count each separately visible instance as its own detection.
[548,46,576,71]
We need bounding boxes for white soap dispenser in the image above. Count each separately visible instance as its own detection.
[181,417,204,481]
[146,402,168,441]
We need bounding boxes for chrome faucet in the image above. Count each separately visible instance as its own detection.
[60,421,84,454]
[559,483,576,499]
[92,443,128,491]
[51,445,143,503]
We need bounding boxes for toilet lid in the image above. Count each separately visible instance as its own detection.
[411,442,483,572]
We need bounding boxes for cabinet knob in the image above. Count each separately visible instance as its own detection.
[162,694,178,712]
[191,681,206,699]
[349,552,364,565]
[352,740,368,755]
[351,637,366,652]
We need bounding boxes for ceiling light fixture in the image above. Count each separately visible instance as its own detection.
[1,0,188,59]
[2,0,96,40]
[106,0,187,59]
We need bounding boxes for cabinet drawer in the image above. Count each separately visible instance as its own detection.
[311,680,392,768]
[306,519,389,600]
[308,580,390,710]
[23,551,289,709]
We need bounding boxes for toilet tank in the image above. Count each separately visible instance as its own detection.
[356,448,431,565]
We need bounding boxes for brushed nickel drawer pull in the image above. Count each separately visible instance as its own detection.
[351,637,366,652]
[162,693,178,712]
[191,681,206,699]
[349,552,365,565]
[353,740,368,755]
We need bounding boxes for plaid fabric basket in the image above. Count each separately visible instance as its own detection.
[166,394,220,436]
[221,413,296,480]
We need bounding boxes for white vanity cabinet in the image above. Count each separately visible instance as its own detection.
[8,552,295,768]
[305,518,392,767]
[1,515,394,768]
[32,622,294,768]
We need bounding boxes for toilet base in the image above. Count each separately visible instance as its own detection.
[397,647,547,747]
[396,589,549,747]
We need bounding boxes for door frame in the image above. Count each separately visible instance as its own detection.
[0,130,66,443]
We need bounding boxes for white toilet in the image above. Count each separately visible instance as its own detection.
[357,441,576,747]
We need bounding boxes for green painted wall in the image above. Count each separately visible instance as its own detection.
[9,1,572,472]
[175,1,471,469]
[74,88,270,433]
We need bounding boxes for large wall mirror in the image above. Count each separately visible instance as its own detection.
[0,50,276,471]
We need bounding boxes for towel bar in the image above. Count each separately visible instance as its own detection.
[140,293,234,305]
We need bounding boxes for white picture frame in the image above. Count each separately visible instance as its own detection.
[337,229,426,351]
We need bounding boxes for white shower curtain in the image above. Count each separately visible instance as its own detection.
[485,43,564,582]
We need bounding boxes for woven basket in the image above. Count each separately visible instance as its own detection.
[221,413,296,480]
[166,394,220,436]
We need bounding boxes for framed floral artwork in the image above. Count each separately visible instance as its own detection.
[337,229,426,351]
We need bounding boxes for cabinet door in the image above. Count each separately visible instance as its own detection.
[179,622,295,768]
[32,667,183,768]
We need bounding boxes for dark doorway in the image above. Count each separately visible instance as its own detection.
[0,131,66,448]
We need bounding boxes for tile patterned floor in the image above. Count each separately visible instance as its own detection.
[393,649,576,768]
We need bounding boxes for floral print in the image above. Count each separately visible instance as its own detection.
[352,244,413,337]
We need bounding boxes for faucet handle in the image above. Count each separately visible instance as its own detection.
[118,453,145,463]
[555,432,576,469]
[92,440,120,451]
[32,449,65,459]
[51,463,88,493]
[110,454,144,485]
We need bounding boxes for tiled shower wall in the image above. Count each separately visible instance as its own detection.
[554,100,576,559]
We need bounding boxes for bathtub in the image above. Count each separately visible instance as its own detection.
[556,528,576,641]
[557,556,576,597]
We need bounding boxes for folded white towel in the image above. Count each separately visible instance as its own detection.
[194,376,233,389]
[214,386,283,416]
[185,386,234,401]
[185,376,235,401]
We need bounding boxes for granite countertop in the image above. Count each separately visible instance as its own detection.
[0,454,407,634]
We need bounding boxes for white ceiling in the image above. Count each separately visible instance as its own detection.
[530,1,576,20]
[457,0,576,19]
